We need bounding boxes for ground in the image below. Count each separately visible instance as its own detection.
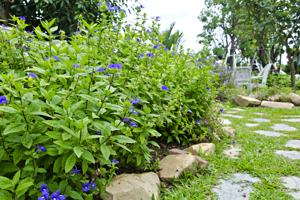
[161,104,300,200]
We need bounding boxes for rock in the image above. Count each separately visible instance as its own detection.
[245,123,259,127]
[281,176,300,199]
[267,94,289,102]
[185,143,215,155]
[261,101,294,109]
[275,150,300,160]
[221,118,232,125]
[285,140,300,149]
[104,172,160,200]
[271,124,296,131]
[168,148,188,155]
[222,127,236,138]
[282,118,300,122]
[223,146,241,159]
[254,130,285,137]
[251,118,270,122]
[234,95,261,107]
[159,154,208,181]
[221,114,243,119]
[290,93,300,106]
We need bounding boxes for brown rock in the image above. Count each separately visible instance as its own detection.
[261,101,294,109]
[185,143,215,155]
[159,154,208,181]
[168,148,188,155]
[222,127,236,138]
[290,93,300,106]
[103,172,160,200]
[234,95,261,107]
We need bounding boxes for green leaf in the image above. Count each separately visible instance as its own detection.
[65,154,76,173]
[100,144,110,161]
[3,123,26,136]
[21,133,33,149]
[148,129,161,137]
[112,135,136,144]
[69,191,84,200]
[82,150,95,163]
[13,149,24,165]
[16,178,34,198]
[53,157,62,173]
[60,125,80,138]
[29,111,54,119]
[82,160,88,174]
[12,170,20,186]
[0,106,17,113]
[0,190,12,200]
[0,176,12,190]
[73,147,83,158]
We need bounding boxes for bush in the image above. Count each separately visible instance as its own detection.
[0,6,219,200]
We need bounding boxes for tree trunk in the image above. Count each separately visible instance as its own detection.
[287,50,296,91]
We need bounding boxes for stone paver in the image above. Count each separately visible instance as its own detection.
[213,173,260,200]
[251,118,271,122]
[282,118,300,123]
[254,130,285,137]
[275,150,300,160]
[286,140,300,149]
[231,108,245,112]
[222,114,243,119]
[284,115,300,118]
[253,112,264,116]
[271,124,297,132]
[245,123,259,127]
[223,146,241,159]
[281,176,300,200]
[222,119,232,125]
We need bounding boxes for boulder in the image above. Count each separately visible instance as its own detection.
[261,101,294,109]
[222,127,236,138]
[168,148,188,155]
[234,95,261,107]
[185,143,215,155]
[290,93,300,106]
[159,154,208,181]
[103,172,160,200]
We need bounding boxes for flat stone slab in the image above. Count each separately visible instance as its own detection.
[231,108,245,112]
[251,118,271,123]
[261,101,294,109]
[284,115,300,118]
[245,123,259,127]
[221,119,232,125]
[222,114,243,119]
[286,140,300,149]
[253,112,264,116]
[223,146,241,159]
[275,150,300,160]
[281,176,300,200]
[213,173,260,200]
[226,110,238,114]
[271,124,296,131]
[104,172,160,200]
[282,118,300,123]
[254,130,285,137]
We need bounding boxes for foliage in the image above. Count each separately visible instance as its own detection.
[162,22,184,51]
[0,5,219,199]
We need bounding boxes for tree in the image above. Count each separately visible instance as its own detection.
[162,22,183,51]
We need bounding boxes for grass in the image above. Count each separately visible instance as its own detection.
[160,104,300,200]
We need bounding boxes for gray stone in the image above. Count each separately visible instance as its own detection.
[213,173,260,200]
[221,119,232,125]
[281,176,300,199]
[104,172,160,200]
[226,110,238,114]
[234,95,261,107]
[222,114,243,119]
[290,93,300,106]
[231,108,245,112]
[222,126,236,138]
[284,115,300,118]
[286,140,300,149]
[261,101,295,109]
[254,112,264,116]
[282,118,300,123]
[251,118,271,123]
[185,143,215,155]
[288,192,300,200]
[254,130,285,137]
[271,124,296,131]
[168,148,188,155]
[245,123,259,127]
[223,146,241,159]
[275,150,300,160]
[159,154,208,181]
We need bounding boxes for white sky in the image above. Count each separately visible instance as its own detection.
[131,0,205,51]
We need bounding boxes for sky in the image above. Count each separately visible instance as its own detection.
[132,0,205,51]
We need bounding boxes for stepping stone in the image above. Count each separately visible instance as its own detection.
[251,118,270,123]
[245,123,259,127]
[222,114,243,119]
[254,130,285,137]
[231,108,245,112]
[213,173,260,200]
[284,115,300,118]
[281,176,300,200]
[286,140,300,149]
[271,124,296,131]
[253,112,264,116]
[221,119,231,125]
[282,118,300,123]
[223,146,241,159]
[275,150,300,160]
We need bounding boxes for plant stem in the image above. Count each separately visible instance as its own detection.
[96,73,115,115]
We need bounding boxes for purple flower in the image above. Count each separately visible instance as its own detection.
[140,4,144,8]
[97,2,102,6]
[219,71,223,78]
[109,63,122,69]
[129,121,137,127]
[36,144,46,152]
[97,67,106,72]
[130,106,139,115]
[188,109,193,114]
[130,96,142,105]
[82,182,90,193]
[20,16,25,20]
[123,118,130,122]
[196,119,201,125]
[204,120,208,125]
[53,56,60,61]
[152,16,161,21]
[154,45,158,49]
[28,73,37,78]
[111,159,119,164]
[50,190,64,200]
[146,53,154,58]
[164,47,169,51]
[146,29,151,34]
[138,53,144,58]
[40,184,49,198]
[106,73,111,77]
[38,196,47,200]
[71,168,81,174]
[72,64,80,68]
[90,180,96,190]
[136,38,141,42]
[220,108,224,113]
[161,85,169,91]
[0,96,8,104]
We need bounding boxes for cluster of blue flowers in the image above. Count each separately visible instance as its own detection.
[161,85,169,91]
[28,73,38,78]
[123,118,137,127]
[0,96,8,104]
[36,144,46,153]
[82,180,96,193]
[109,63,122,69]
[38,184,65,200]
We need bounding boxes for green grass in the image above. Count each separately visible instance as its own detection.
[160,104,300,200]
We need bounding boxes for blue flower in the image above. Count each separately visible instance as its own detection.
[196,119,201,125]
[129,121,137,127]
[146,53,154,58]
[28,73,37,78]
[20,16,25,20]
[71,168,81,174]
[153,45,158,49]
[97,2,102,6]
[50,190,65,200]
[96,130,101,135]
[82,182,90,193]
[130,106,139,115]
[40,184,49,198]
[111,159,119,164]
[152,16,161,21]
[72,64,80,68]
[220,108,224,113]
[164,47,169,51]
[90,180,96,190]
[36,144,46,152]
[161,85,169,91]
[136,38,141,42]
[0,96,8,104]
[123,118,130,123]
[97,67,106,72]
[130,96,142,105]
[138,53,144,58]
[188,109,193,114]
[53,56,60,61]
[109,63,122,69]
[146,29,151,34]
[38,196,47,200]
[219,71,223,78]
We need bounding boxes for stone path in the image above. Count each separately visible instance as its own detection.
[271,124,297,131]
[254,130,285,137]
[286,140,300,149]
[251,118,271,123]
[282,118,300,122]
[281,176,300,200]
